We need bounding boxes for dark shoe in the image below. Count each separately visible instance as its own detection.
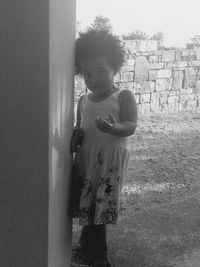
[93,260,112,267]
[93,253,112,267]
[93,260,107,267]
[71,245,93,265]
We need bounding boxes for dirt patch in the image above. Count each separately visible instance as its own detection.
[120,110,200,215]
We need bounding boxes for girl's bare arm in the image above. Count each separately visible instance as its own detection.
[113,89,137,136]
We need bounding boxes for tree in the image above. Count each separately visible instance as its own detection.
[122,30,149,40]
[122,30,164,47]
[90,15,113,32]
[190,35,200,46]
[150,31,164,42]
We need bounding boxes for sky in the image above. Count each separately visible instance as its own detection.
[76,0,200,48]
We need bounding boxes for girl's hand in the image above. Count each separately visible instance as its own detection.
[70,128,84,153]
[95,114,116,133]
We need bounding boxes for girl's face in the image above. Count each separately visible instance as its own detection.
[80,56,115,95]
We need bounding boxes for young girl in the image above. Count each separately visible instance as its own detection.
[72,29,138,267]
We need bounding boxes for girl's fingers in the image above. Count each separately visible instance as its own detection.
[108,113,115,123]
[103,120,110,128]
[95,117,109,132]
[95,117,105,132]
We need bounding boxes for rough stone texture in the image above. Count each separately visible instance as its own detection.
[165,61,188,69]
[156,69,172,79]
[125,59,135,66]
[162,50,176,62]
[121,65,135,72]
[186,67,197,76]
[134,94,140,104]
[180,94,196,109]
[120,71,134,82]
[141,93,151,103]
[151,92,161,103]
[134,57,149,83]
[172,70,184,90]
[142,81,155,93]
[118,82,134,91]
[168,102,179,110]
[150,50,162,56]
[184,76,197,88]
[196,67,200,76]
[188,60,200,67]
[148,55,159,63]
[123,40,137,54]
[134,81,155,94]
[124,40,158,54]
[123,40,158,53]
[193,86,200,96]
[195,80,200,91]
[181,88,194,94]
[168,94,179,103]
[182,49,196,60]
[138,103,151,114]
[138,40,158,52]
[148,70,157,81]
[133,82,143,94]
[148,62,165,69]
[160,95,168,105]
[175,50,182,61]
[196,49,200,60]
[156,78,172,91]
[150,100,160,112]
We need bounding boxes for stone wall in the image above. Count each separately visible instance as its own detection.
[75,45,200,114]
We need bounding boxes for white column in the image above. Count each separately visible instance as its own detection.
[49,0,76,266]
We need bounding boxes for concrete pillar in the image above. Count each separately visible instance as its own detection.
[0,1,76,266]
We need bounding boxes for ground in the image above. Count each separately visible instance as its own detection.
[72,110,200,267]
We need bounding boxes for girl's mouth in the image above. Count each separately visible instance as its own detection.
[91,85,99,89]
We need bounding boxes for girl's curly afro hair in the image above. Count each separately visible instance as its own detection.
[75,29,125,75]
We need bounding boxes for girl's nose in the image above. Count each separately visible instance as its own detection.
[91,73,99,83]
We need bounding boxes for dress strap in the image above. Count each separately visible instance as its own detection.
[115,89,121,98]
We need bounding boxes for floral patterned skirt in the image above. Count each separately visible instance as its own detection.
[75,145,130,225]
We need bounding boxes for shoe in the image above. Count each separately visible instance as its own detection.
[93,254,112,267]
[92,260,112,267]
[71,245,93,265]
[93,260,107,267]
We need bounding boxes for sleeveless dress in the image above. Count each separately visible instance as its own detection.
[76,90,130,225]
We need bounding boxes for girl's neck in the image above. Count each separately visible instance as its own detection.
[88,87,118,102]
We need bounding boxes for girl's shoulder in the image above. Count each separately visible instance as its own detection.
[118,89,135,103]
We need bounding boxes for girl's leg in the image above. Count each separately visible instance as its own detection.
[93,224,107,253]
[79,225,94,251]
[79,208,96,251]
[92,225,111,267]
[77,224,111,266]
[72,225,94,264]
